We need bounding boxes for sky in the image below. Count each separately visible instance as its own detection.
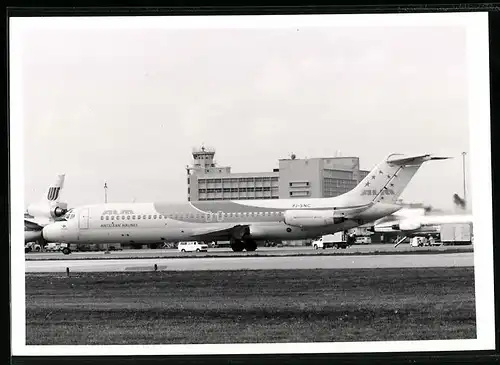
[18,20,471,210]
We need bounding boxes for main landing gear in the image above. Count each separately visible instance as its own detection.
[62,247,72,255]
[230,238,257,252]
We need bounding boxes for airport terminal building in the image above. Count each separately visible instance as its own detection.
[186,146,370,201]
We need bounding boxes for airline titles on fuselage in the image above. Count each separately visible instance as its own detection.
[98,208,287,228]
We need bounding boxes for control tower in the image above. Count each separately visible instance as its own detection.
[192,146,216,170]
[187,146,231,175]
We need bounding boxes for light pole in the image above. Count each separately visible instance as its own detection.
[104,182,108,204]
[461,152,467,203]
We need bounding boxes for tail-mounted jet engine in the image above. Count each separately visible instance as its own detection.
[27,202,68,220]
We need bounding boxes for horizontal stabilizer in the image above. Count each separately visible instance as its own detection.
[25,219,44,231]
[387,154,451,166]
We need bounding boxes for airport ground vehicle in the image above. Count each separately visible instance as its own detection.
[355,236,372,244]
[312,232,351,249]
[45,242,62,252]
[440,223,473,245]
[178,241,209,252]
[410,237,426,247]
[24,242,42,253]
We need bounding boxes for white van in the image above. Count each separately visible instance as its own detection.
[177,241,208,252]
[355,236,372,244]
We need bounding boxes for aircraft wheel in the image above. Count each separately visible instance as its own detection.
[25,247,31,253]
[313,245,318,250]
[181,249,185,252]
[244,240,257,252]
[231,240,245,252]
[62,247,71,255]
[196,248,200,252]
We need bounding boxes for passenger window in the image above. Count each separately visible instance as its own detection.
[159,215,163,219]
[106,216,109,220]
[101,216,104,220]
[117,216,120,220]
[153,215,157,219]
[148,215,152,219]
[132,215,136,219]
[143,215,147,219]
[138,215,141,220]
[111,216,114,220]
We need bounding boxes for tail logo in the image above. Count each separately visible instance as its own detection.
[47,187,61,201]
[361,189,395,196]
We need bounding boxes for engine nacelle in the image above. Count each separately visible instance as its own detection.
[393,219,422,231]
[27,202,68,220]
[284,210,346,228]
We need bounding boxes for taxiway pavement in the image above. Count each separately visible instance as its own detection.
[25,244,472,261]
[25,251,473,273]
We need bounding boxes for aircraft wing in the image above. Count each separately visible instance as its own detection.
[189,224,250,241]
[24,218,46,231]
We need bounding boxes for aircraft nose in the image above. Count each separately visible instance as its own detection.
[42,223,63,242]
[25,230,42,243]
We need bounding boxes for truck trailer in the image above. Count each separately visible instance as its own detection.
[440,223,473,245]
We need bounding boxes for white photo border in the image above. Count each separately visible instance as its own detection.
[9,11,494,356]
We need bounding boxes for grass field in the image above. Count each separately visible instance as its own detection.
[25,267,476,345]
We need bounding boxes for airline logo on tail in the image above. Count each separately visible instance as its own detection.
[45,174,65,202]
[47,187,61,201]
[361,189,395,197]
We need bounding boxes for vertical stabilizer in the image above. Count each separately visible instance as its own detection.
[343,154,450,205]
[44,174,65,202]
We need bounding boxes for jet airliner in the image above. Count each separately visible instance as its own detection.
[25,174,68,243]
[369,211,473,247]
[41,153,449,254]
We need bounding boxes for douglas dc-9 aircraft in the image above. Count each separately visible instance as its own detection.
[41,154,448,254]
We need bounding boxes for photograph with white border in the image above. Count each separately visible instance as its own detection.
[10,11,494,356]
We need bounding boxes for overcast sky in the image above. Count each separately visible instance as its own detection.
[18,21,470,210]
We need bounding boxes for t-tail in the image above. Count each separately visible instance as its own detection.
[343,154,451,205]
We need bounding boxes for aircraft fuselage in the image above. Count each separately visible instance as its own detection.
[42,201,401,244]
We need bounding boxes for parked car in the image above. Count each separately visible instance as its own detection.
[355,236,372,244]
[177,241,208,252]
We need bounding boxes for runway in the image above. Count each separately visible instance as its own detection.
[25,251,473,272]
[25,243,473,261]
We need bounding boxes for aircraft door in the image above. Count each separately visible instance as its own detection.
[79,208,90,229]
